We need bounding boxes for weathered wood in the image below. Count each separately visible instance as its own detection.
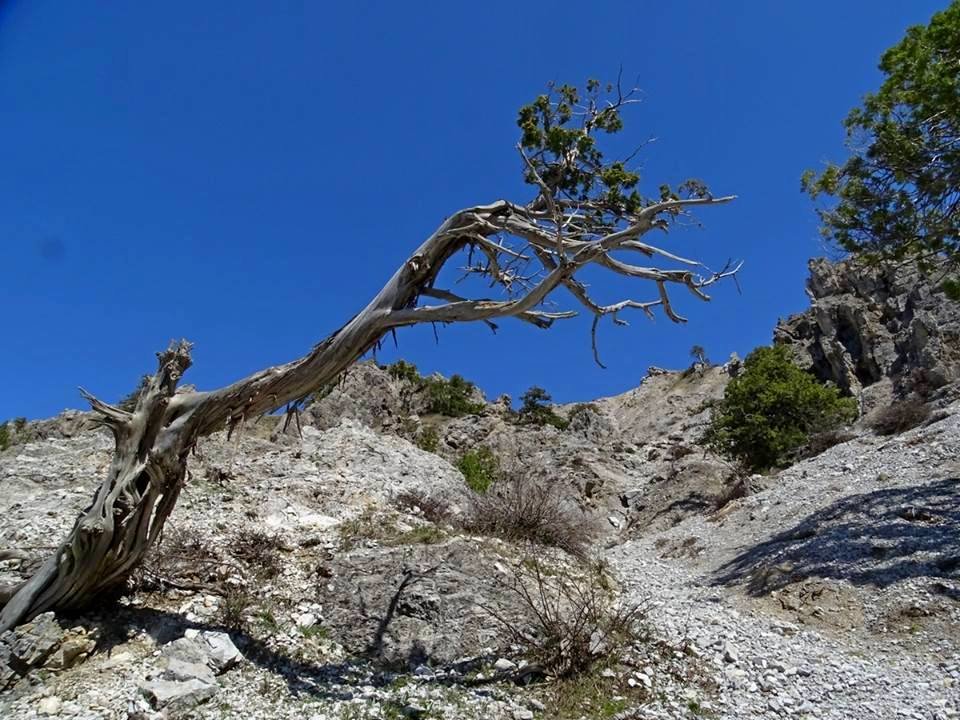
[0,137,738,633]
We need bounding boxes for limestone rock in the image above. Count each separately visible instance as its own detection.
[140,678,217,711]
[161,631,242,676]
[0,612,65,689]
[775,257,960,412]
[37,696,61,715]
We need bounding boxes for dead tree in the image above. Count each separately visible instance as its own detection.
[0,79,739,632]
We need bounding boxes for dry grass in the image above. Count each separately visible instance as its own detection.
[218,585,253,630]
[134,527,224,591]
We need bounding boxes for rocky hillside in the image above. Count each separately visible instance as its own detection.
[0,258,958,720]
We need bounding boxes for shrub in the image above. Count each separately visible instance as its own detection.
[870,397,931,436]
[338,506,394,550]
[794,428,858,461]
[134,526,222,591]
[12,417,27,433]
[310,379,339,404]
[568,403,599,422]
[231,528,285,579]
[482,556,644,679]
[690,344,708,365]
[218,586,253,631]
[517,386,569,429]
[462,471,594,559]
[704,345,858,471]
[423,374,485,417]
[0,422,8,451]
[388,525,447,546]
[456,446,499,493]
[415,425,439,453]
[565,403,604,438]
[387,359,421,384]
[392,489,452,523]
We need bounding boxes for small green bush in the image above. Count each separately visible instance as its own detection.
[423,374,485,417]
[690,344,708,365]
[517,386,569,430]
[704,345,858,471]
[0,422,9,451]
[457,446,499,493]
[387,359,421,384]
[12,417,27,433]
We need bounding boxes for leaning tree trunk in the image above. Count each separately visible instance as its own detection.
[0,192,737,632]
[0,205,473,633]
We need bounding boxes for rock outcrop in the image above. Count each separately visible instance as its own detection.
[775,257,960,413]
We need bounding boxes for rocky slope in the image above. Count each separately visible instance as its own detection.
[298,358,737,535]
[1,257,958,719]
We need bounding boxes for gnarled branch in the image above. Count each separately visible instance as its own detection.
[0,78,742,633]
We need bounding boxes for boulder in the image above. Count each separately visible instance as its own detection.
[140,678,217,711]
[0,612,69,689]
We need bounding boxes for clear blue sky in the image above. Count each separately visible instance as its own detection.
[0,1,947,420]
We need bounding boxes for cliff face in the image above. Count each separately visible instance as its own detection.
[774,257,960,412]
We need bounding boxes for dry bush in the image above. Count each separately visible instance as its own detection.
[392,489,453,524]
[218,585,253,630]
[134,527,224,591]
[870,397,931,436]
[231,528,285,579]
[462,471,594,559]
[795,428,857,461]
[714,475,751,511]
[483,556,645,680]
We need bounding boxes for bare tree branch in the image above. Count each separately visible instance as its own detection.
[0,79,742,633]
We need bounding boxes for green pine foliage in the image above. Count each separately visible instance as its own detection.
[802,2,960,297]
[422,374,485,417]
[704,346,858,471]
[517,79,716,232]
[0,421,9,451]
[517,386,569,430]
[386,359,421,384]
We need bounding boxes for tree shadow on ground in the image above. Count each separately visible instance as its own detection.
[76,602,491,704]
[712,477,960,596]
[66,561,490,706]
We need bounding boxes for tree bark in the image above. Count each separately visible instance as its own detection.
[0,195,737,633]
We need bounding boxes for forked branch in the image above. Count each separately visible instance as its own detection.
[0,77,741,633]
